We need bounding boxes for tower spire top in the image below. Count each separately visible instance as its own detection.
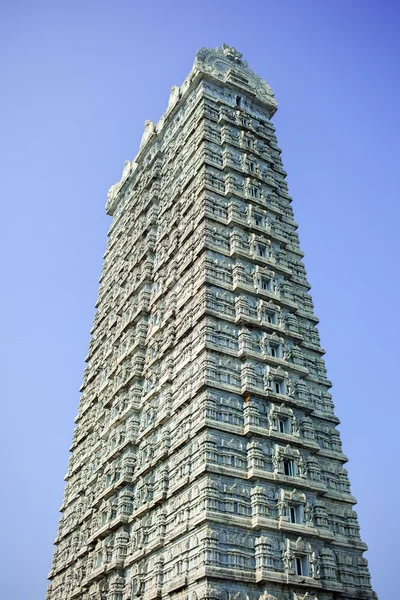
[219,43,244,63]
[193,45,277,115]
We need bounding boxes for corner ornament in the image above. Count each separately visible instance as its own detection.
[220,43,243,63]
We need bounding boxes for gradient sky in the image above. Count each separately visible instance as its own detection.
[1,1,398,598]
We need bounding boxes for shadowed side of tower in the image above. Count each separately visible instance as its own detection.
[46,45,377,600]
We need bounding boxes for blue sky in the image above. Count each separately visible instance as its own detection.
[1,1,398,598]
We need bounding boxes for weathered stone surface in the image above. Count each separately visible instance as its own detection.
[46,45,377,600]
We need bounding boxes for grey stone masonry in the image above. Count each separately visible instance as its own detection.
[46,45,377,600]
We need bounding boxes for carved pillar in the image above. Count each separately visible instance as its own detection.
[243,398,260,427]
[319,548,338,581]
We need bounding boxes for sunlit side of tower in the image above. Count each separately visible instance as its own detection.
[46,45,377,600]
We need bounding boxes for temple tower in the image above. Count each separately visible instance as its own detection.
[46,45,377,600]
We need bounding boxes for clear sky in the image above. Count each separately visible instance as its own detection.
[1,1,398,598]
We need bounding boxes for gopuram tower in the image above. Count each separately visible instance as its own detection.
[46,45,377,600]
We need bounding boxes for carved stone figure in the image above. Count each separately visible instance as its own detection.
[309,551,320,578]
[303,502,313,524]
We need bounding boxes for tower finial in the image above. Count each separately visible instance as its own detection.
[220,43,243,63]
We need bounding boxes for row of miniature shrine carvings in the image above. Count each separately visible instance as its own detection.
[87,267,320,367]
[84,293,316,397]
[70,369,340,488]
[101,187,302,291]
[105,85,287,224]
[91,254,315,364]
[99,186,304,314]
[56,471,361,559]
[47,574,364,600]
[49,527,363,591]
[159,119,285,195]
[107,147,294,233]
[103,71,290,236]
[50,511,366,586]
[61,430,348,523]
[135,92,284,194]
[107,248,312,324]
[47,581,332,600]
[103,126,295,269]
[97,200,303,312]
[61,421,352,536]
[80,326,323,424]
[103,186,298,288]
[48,520,370,600]
[134,82,280,178]
[81,305,323,409]
[50,457,368,593]
[77,345,330,465]
[74,374,336,444]
[63,434,350,509]
[73,364,336,479]
[93,243,302,336]
[67,388,344,488]
[83,319,326,401]
[76,289,332,432]
[88,264,319,379]
[87,213,312,391]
